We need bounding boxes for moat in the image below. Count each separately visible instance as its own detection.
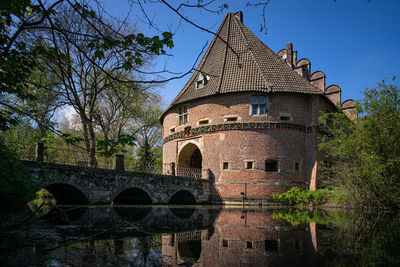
[1,206,399,266]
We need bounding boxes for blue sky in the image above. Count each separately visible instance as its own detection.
[106,0,400,107]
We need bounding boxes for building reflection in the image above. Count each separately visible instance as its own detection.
[161,209,318,266]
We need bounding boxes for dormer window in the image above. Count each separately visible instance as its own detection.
[195,73,209,89]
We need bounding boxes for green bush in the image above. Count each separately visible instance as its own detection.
[0,138,36,211]
[272,187,332,206]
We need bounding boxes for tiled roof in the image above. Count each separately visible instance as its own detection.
[167,12,322,110]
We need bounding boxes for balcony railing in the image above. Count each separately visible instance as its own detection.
[177,167,202,179]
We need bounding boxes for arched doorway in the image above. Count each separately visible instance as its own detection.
[177,143,202,178]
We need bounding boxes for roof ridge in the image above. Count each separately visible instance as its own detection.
[238,22,322,94]
[168,13,231,106]
[233,15,271,92]
[217,13,232,94]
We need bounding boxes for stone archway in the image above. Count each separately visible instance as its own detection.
[113,187,153,205]
[45,183,89,205]
[177,143,202,178]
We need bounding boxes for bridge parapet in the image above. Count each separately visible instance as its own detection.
[24,161,211,205]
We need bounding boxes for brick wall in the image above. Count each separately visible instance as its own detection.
[162,92,333,201]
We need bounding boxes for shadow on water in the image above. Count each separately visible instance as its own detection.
[113,187,153,205]
[114,205,153,222]
[40,206,87,225]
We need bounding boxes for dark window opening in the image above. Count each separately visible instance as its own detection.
[199,119,209,125]
[280,116,290,121]
[295,240,301,250]
[246,241,253,249]
[170,128,175,133]
[265,240,278,251]
[226,117,238,122]
[295,162,300,171]
[222,162,229,170]
[245,161,254,169]
[222,239,229,247]
[265,160,278,172]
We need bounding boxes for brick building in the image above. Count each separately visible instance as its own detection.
[161,209,318,266]
[160,11,356,203]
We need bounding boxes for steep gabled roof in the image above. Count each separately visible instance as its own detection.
[165,11,322,114]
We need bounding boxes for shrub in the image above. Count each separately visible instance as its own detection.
[272,187,332,206]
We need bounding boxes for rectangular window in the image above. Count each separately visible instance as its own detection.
[246,241,253,249]
[265,160,278,172]
[251,96,267,116]
[222,239,229,248]
[179,106,188,125]
[245,161,254,169]
[279,112,291,121]
[252,105,258,115]
[226,116,238,122]
[294,162,300,171]
[198,119,209,125]
[222,162,229,170]
[265,240,278,251]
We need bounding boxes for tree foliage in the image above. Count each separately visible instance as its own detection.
[0,137,35,211]
[319,78,400,209]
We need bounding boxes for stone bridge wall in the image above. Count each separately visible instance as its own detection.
[24,161,211,204]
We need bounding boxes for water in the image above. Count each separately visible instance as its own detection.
[1,206,399,266]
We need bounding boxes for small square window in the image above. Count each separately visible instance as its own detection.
[170,128,175,133]
[222,162,229,170]
[222,239,229,247]
[245,161,254,169]
[259,96,265,104]
[246,241,253,249]
[265,240,278,251]
[265,160,278,172]
[251,96,258,103]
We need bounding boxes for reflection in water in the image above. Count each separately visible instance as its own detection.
[169,207,195,219]
[40,206,87,225]
[1,206,400,266]
[114,206,153,222]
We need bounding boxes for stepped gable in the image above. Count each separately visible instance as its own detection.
[169,11,322,108]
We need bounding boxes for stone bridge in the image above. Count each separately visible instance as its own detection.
[23,161,211,205]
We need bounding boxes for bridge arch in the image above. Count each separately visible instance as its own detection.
[113,187,153,205]
[169,190,196,205]
[44,183,89,205]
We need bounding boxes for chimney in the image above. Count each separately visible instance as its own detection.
[286,42,293,68]
[234,11,243,23]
